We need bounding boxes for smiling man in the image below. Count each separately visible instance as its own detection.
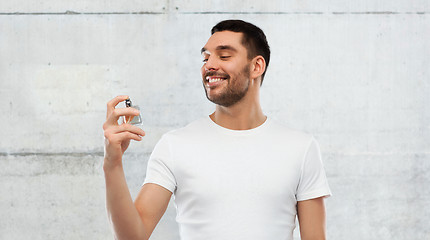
[103,20,331,240]
[201,32,254,108]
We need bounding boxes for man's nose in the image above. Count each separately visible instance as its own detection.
[204,56,219,71]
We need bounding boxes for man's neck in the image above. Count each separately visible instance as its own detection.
[209,86,266,130]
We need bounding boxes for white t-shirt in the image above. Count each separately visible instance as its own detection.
[143,116,331,240]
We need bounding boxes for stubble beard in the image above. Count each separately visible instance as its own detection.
[203,64,251,107]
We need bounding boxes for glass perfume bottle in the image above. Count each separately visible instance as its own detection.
[124,98,142,125]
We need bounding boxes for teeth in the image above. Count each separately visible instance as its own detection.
[208,78,224,83]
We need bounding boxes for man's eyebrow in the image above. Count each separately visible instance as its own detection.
[200,45,237,54]
[216,45,237,52]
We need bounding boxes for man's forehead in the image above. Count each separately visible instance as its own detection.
[201,45,238,55]
[201,31,244,52]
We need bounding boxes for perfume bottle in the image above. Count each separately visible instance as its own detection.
[124,98,142,125]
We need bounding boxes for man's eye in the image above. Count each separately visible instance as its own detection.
[202,59,208,63]
[220,56,231,59]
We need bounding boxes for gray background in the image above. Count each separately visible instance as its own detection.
[1,1,429,239]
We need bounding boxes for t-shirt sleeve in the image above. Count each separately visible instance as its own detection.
[143,135,177,193]
[296,137,332,201]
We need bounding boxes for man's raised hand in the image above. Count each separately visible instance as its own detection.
[103,95,145,169]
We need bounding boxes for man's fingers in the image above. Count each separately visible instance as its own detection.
[106,95,129,118]
[117,132,143,142]
[104,126,145,143]
[113,123,146,137]
[105,107,141,126]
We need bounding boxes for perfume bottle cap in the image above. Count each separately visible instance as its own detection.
[125,98,132,107]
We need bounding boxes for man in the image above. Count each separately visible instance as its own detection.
[103,20,331,240]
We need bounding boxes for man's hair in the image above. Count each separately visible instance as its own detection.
[211,19,271,85]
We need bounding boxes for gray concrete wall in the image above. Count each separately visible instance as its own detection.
[1,1,429,239]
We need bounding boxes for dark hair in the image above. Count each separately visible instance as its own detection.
[211,19,270,84]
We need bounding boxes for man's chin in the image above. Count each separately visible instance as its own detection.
[206,95,238,108]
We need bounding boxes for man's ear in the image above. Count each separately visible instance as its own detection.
[250,56,266,80]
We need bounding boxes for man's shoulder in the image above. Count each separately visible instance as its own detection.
[266,118,314,144]
[163,117,210,138]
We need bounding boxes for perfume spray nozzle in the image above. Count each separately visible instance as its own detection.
[125,98,132,107]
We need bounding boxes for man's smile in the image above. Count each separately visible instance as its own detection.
[204,73,229,88]
[206,76,227,83]
[205,77,227,88]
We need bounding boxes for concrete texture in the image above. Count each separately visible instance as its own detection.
[1,1,429,239]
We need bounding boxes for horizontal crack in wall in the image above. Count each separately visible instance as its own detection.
[0,11,428,15]
[0,11,164,15]
[0,152,104,157]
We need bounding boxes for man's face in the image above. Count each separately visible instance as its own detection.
[201,31,252,107]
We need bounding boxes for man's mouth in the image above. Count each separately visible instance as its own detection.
[206,76,227,83]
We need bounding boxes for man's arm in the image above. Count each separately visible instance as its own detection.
[134,183,172,237]
[103,95,171,240]
[297,197,327,240]
[104,165,172,240]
